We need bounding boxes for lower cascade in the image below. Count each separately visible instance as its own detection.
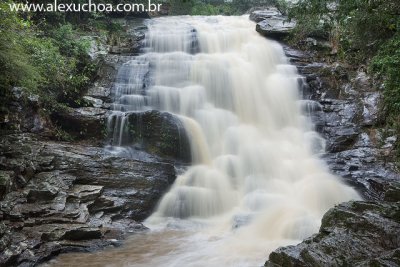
[103,16,360,266]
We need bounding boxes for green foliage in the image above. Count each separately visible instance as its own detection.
[192,2,237,15]
[230,0,277,13]
[23,35,93,106]
[0,0,97,115]
[287,0,399,56]
[169,0,195,15]
[0,1,40,94]
[50,24,90,57]
[371,33,400,123]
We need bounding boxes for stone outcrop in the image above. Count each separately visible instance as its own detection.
[284,45,399,199]
[266,198,400,267]
[51,107,109,141]
[0,87,52,137]
[250,8,296,41]
[0,134,176,266]
[112,110,192,163]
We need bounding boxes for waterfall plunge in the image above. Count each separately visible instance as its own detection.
[108,16,360,267]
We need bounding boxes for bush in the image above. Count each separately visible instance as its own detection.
[1,1,96,113]
[50,24,90,58]
[23,36,92,107]
[287,0,399,57]
[0,1,40,94]
[192,3,237,15]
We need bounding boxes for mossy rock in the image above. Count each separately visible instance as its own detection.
[115,110,191,163]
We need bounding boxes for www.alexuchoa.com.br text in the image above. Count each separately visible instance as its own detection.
[8,0,163,13]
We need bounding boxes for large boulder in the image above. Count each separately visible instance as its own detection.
[52,107,109,140]
[266,196,400,267]
[251,8,296,41]
[256,19,296,41]
[108,110,192,163]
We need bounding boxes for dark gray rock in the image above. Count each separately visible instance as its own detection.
[86,86,112,103]
[68,185,104,202]
[0,133,176,266]
[27,186,59,203]
[325,126,360,153]
[256,19,296,41]
[250,8,281,23]
[266,198,400,267]
[108,110,192,163]
[253,8,296,41]
[0,87,51,136]
[62,228,103,241]
[52,107,108,140]
[361,92,380,126]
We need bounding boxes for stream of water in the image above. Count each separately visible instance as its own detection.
[51,15,360,267]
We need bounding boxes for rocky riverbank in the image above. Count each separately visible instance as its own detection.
[0,134,176,266]
[249,8,400,266]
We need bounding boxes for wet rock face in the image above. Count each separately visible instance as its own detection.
[0,134,176,266]
[0,87,51,136]
[109,110,192,163]
[266,198,400,267]
[283,45,399,200]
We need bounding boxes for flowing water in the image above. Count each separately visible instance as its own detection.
[51,16,360,266]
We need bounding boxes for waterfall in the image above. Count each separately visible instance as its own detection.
[107,15,360,266]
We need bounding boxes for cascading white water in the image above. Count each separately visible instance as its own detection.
[104,15,361,267]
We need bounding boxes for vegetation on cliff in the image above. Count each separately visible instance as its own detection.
[0,0,127,136]
[1,1,93,107]
[283,0,400,161]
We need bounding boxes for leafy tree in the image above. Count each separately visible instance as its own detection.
[0,1,40,94]
[169,0,195,15]
[287,0,399,56]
